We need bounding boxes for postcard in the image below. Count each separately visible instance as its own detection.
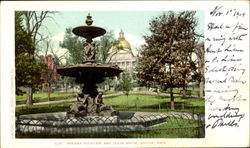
[0,1,249,147]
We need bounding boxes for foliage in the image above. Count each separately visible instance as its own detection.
[16,11,57,105]
[136,11,199,109]
[119,73,133,96]
[15,11,44,95]
[60,27,84,65]
[95,30,116,63]
[137,11,198,88]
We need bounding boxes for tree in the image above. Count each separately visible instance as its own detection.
[23,11,58,53]
[193,42,204,98]
[119,73,133,97]
[95,30,116,63]
[175,38,197,97]
[24,11,57,101]
[60,27,84,64]
[136,11,198,110]
[15,11,44,105]
[40,54,58,101]
[17,11,57,105]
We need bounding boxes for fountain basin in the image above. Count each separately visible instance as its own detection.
[16,112,168,136]
[57,63,122,83]
[72,26,106,39]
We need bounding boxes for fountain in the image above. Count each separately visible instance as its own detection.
[57,14,122,117]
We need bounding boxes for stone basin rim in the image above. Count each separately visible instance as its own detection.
[57,63,122,69]
[17,111,167,120]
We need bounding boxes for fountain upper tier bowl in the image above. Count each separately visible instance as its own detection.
[57,63,122,83]
[72,26,106,39]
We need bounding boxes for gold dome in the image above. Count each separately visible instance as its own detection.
[111,30,131,51]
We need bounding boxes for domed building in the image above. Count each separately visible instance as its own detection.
[106,30,136,73]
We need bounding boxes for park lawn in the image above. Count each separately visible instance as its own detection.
[102,91,117,95]
[15,94,204,138]
[165,88,181,94]
[125,117,200,138]
[165,89,200,96]
[16,102,73,116]
[104,94,204,114]
[16,94,204,116]
[16,92,76,105]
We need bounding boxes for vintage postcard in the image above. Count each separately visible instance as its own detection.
[0,1,249,147]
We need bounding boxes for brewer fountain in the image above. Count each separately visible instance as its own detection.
[57,14,122,117]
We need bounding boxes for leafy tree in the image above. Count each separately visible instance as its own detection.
[15,11,44,105]
[60,27,84,65]
[119,73,133,97]
[16,11,57,105]
[137,11,198,110]
[95,30,116,63]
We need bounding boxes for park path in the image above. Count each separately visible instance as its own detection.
[16,91,199,107]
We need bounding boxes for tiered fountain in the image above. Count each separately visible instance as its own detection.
[57,14,122,117]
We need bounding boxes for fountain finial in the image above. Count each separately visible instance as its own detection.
[85,13,93,26]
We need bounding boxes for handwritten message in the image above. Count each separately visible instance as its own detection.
[205,5,248,129]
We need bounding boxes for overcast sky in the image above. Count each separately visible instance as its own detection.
[40,11,204,56]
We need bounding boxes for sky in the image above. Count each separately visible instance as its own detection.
[40,11,204,57]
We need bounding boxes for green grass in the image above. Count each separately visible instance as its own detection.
[102,91,116,95]
[16,92,76,105]
[165,88,181,94]
[126,117,200,138]
[16,94,204,116]
[103,94,204,114]
[165,89,200,96]
[15,93,204,138]
[16,93,205,138]
[138,87,149,91]
[16,102,73,116]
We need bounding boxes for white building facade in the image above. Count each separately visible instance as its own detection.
[106,30,136,73]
